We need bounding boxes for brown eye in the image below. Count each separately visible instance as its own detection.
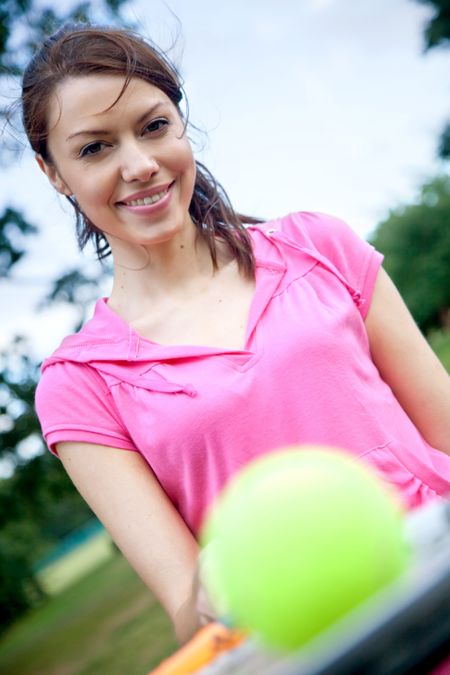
[144,118,169,134]
[79,141,106,157]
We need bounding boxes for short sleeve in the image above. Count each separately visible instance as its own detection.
[35,360,137,456]
[281,211,383,319]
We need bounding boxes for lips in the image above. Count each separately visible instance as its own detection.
[115,180,174,216]
[117,181,174,206]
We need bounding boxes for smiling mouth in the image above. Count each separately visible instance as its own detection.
[120,184,172,207]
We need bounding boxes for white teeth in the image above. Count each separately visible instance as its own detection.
[126,188,168,207]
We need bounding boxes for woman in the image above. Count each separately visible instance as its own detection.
[24,23,450,643]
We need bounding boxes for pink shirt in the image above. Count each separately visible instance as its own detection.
[35,212,450,535]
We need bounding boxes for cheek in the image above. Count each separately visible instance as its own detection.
[168,134,194,171]
[173,140,196,194]
[71,173,111,210]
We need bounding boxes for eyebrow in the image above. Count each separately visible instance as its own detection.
[65,101,167,141]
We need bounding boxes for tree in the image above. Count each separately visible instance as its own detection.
[369,175,450,332]
[0,0,131,632]
[438,121,450,159]
[0,209,37,278]
[416,0,450,158]
[417,0,450,50]
[0,0,130,76]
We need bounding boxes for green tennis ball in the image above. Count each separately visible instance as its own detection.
[201,446,410,651]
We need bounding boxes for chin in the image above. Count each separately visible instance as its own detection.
[141,222,186,246]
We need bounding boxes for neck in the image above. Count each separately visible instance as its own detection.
[107,225,228,321]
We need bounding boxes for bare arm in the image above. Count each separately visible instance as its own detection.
[57,441,203,643]
[365,267,450,455]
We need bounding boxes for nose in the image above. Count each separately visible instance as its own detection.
[120,142,159,183]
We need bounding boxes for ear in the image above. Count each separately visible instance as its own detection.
[35,154,72,196]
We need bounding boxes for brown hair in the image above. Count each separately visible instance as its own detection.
[21,23,259,275]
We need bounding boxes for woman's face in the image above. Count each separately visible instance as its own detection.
[39,74,197,249]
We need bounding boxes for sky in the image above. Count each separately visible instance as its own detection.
[1,0,449,361]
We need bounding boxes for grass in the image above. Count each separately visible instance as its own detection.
[0,552,177,675]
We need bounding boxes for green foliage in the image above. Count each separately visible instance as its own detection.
[40,266,112,330]
[0,0,132,633]
[438,121,450,159]
[0,337,40,462]
[415,0,450,158]
[0,208,37,277]
[417,0,450,50]
[10,455,94,541]
[370,175,450,332]
[0,336,94,631]
[0,515,50,633]
[0,0,131,75]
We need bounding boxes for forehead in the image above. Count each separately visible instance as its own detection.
[47,74,172,131]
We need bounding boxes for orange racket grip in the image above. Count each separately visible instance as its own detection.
[148,622,247,675]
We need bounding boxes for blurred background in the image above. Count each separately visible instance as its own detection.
[0,1,449,673]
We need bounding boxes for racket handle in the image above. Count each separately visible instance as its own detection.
[148,622,246,675]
